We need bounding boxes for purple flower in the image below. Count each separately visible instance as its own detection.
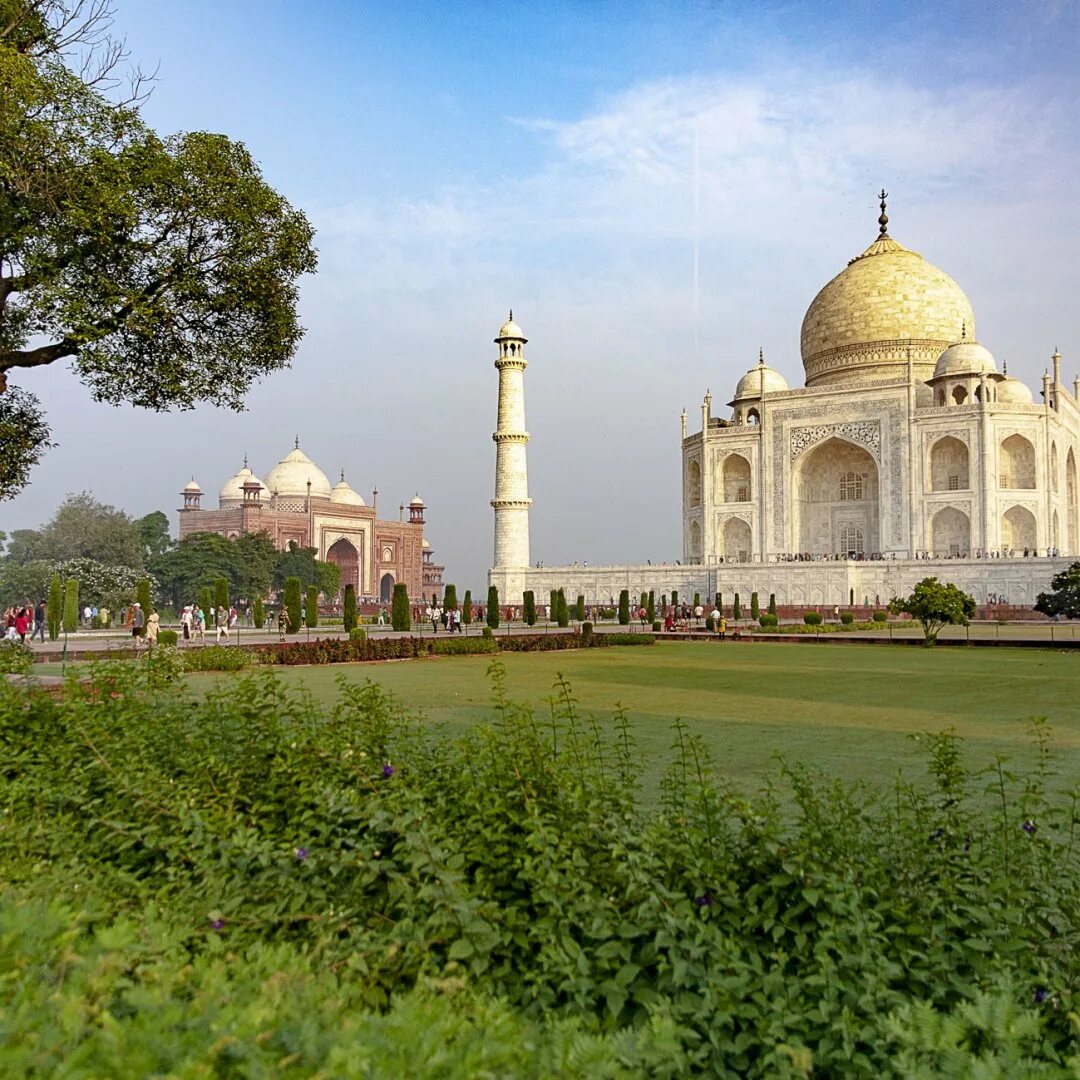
[695,893,713,908]
[382,763,395,778]
[210,918,225,931]
[1033,986,1050,1004]
[295,846,309,860]
[1022,820,1037,835]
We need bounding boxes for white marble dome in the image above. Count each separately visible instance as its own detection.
[264,444,332,499]
[183,478,202,493]
[997,376,1034,404]
[732,362,789,401]
[496,313,525,340]
[933,340,996,379]
[330,473,366,506]
[219,464,268,505]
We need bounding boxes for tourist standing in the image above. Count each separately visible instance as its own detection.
[180,606,192,642]
[131,602,145,645]
[195,606,206,640]
[216,606,229,641]
[14,606,30,642]
[32,598,46,643]
[277,606,288,642]
[145,608,160,647]
[431,605,440,634]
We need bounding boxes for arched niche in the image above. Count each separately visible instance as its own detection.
[687,459,702,508]
[930,506,970,557]
[1001,505,1037,550]
[1067,447,1077,554]
[1000,434,1036,489]
[722,518,751,562]
[930,436,969,491]
[952,384,968,405]
[689,519,702,559]
[795,437,880,555]
[722,454,751,502]
[326,536,361,599]
[1051,442,1059,493]
[379,572,395,604]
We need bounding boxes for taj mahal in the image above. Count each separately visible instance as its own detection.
[488,194,1079,609]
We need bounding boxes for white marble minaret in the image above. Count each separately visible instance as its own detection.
[491,312,531,570]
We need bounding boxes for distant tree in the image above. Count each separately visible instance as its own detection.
[253,596,265,629]
[22,494,144,567]
[556,588,569,628]
[618,589,630,626]
[443,584,458,610]
[50,557,142,610]
[136,578,152,623]
[576,594,586,622]
[0,559,51,611]
[523,590,536,626]
[62,577,78,633]
[733,593,742,620]
[150,530,277,609]
[750,592,760,620]
[462,590,473,625]
[671,590,678,608]
[693,592,701,609]
[889,577,976,647]
[487,586,500,629]
[1035,562,1080,620]
[343,584,357,632]
[549,589,558,622]
[768,593,777,617]
[646,591,656,623]
[640,591,648,611]
[305,585,318,628]
[284,577,302,633]
[214,577,229,619]
[47,572,61,640]
[391,583,410,631]
[136,511,172,561]
[199,586,214,627]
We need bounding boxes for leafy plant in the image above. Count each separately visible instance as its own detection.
[343,585,357,633]
[158,629,178,647]
[759,613,778,627]
[873,610,888,623]
[305,586,318,629]
[284,577,302,633]
[0,640,32,675]
[462,590,473,625]
[576,594,586,622]
[523,590,536,627]
[47,572,61,641]
[804,611,822,625]
[391,584,410,632]
[890,577,976,646]
[62,578,78,633]
[768,593,777,617]
[750,591,760,619]
[556,588,569,628]
[486,586,500,629]
[841,611,855,625]
[443,584,458,611]
[1035,561,1080,619]
[733,592,741,620]
[618,589,630,626]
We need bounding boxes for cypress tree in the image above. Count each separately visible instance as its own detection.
[549,589,558,622]
[733,592,742,620]
[136,578,152,618]
[671,590,678,608]
[199,586,214,628]
[639,591,648,611]
[576,594,586,621]
[693,592,701,609]
[487,585,500,629]
[253,596,265,629]
[661,594,667,612]
[305,586,319,628]
[646,591,656,623]
[462,590,473,625]
[343,584,357,632]
[556,588,569,628]
[768,592,777,617]
[618,589,630,625]
[523,590,536,626]
[391,583,411,631]
[63,578,78,634]
[443,584,458,610]
[214,577,229,619]
[750,592,760,619]
[284,577,302,633]
[47,573,62,640]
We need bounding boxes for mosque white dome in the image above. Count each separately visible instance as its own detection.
[218,463,268,505]
[731,358,789,402]
[264,442,333,499]
[409,494,425,507]
[933,340,996,379]
[183,478,202,493]
[997,376,1034,404]
[496,312,526,340]
[330,472,366,506]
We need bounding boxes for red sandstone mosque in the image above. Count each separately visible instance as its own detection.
[178,439,443,603]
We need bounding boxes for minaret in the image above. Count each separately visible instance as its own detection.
[491,311,531,569]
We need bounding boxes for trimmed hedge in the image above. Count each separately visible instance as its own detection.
[841,611,855,626]
[182,646,252,672]
[804,611,823,625]
[758,613,778,627]
[158,629,179,647]
[873,610,888,623]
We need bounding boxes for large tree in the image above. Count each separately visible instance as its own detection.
[889,577,976,647]
[149,529,277,608]
[1035,562,1080,620]
[0,1,317,497]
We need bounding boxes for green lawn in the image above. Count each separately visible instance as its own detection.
[191,641,1080,796]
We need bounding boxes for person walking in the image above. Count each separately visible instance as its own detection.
[431,605,440,634]
[277,606,288,642]
[32,598,46,643]
[145,608,160,648]
[216,606,230,642]
[180,605,192,643]
[14,606,30,643]
[131,602,145,647]
[195,605,206,641]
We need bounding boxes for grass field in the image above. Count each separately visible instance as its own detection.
[190,640,1080,796]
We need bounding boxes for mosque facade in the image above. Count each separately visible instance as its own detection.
[488,196,1079,609]
[178,440,443,603]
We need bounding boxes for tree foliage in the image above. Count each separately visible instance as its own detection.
[46,571,60,640]
[889,576,976,646]
[342,584,357,633]
[442,584,457,611]
[391,582,410,632]
[10,493,143,567]
[486,586,500,630]
[252,596,264,630]
[555,588,569,629]
[149,530,277,608]
[0,1,318,497]
[461,589,472,625]
[283,577,302,634]
[617,589,630,626]
[305,585,318,629]
[1035,562,1080,620]
[136,511,171,561]
[522,590,535,627]
[61,576,77,632]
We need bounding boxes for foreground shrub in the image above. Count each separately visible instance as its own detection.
[431,637,499,656]
[305,585,319,629]
[253,596,265,629]
[182,645,251,672]
[1,668,1077,1077]
[486,586,500,630]
[0,640,33,675]
[349,626,367,643]
[391,583,411,631]
[804,611,822,625]
[157,629,179,647]
[62,578,78,633]
[343,585,357,633]
[284,577,302,633]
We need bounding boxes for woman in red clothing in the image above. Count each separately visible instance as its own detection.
[14,606,30,642]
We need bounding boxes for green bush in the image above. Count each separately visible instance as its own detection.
[199,586,214,628]
[750,592,760,619]
[804,611,822,625]
[214,576,229,617]
[342,585,357,633]
[575,594,586,622]
[136,579,152,622]
[646,591,655,623]
[549,590,558,621]
[443,584,458,611]
[671,589,678,608]
[705,615,716,632]
[873,610,888,623]
[768,593,777,617]
[0,640,33,675]
[182,645,251,672]
[556,589,569,629]
[758,613,778,628]
[841,611,855,626]
[481,626,493,639]
[580,621,593,642]
[431,637,498,656]
[284,577,302,633]
[462,590,473,625]
[47,573,61,641]
[305,586,319,629]
[391,583,411,632]
[253,596,265,629]
[714,592,722,611]
[144,643,186,686]
[158,629,179,647]
[693,592,700,608]
[523,590,536,627]
[652,620,662,632]
[349,626,367,643]
[486,586,500,630]
[62,578,78,634]
[618,589,630,626]
[732,592,741,620]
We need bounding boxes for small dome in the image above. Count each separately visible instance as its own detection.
[409,494,425,507]
[933,340,996,379]
[219,464,268,505]
[264,443,332,499]
[422,539,431,549]
[731,361,789,402]
[997,376,1034,404]
[495,311,526,341]
[183,478,202,493]
[330,474,366,506]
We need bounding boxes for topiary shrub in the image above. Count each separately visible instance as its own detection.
[443,584,458,611]
[750,592,760,620]
[804,611,822,625]
[732,592,742,621]
[705,615,715,632]
[481,626,493,639]
[693,592,701,609]
[391,583,411,631]
[768,593,777,617]
[549,590,558,622]
[487,586,500,629]
[652,620,662,632]
[646,591,656,623]
[349,626,367,643]
[462,590,473,625]
[136,579,152,625]
[214,577,229,618]
[343,585,357,633]
[556,589,569,628]
[618,589,630,626]
[841,611,855,626]
[253,596,265,629]
[581,621,593,642]
[759,613,778,628]
[873,610,888,623]
[305,586,318,629]
[523,590,536,627]
[183,646,251,672]
[47,573,61,641]
[158,629,179,647]
[576,594,586,622]
[199,586,214,628]
[284,577,302,633]
[671,590,678,608]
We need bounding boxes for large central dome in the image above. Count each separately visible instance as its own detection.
[800,232,975,388]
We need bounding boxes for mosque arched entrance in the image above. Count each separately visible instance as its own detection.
[795,437,880,556]
[379,572,395,604]
[930,507,970,557]
[1001,505,1037,551]
[721,518,751,562]
[325,537,361,600]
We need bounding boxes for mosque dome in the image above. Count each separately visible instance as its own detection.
[800,197,975,388]
[933,339,996,379]
[731,357,789,402]
[218,462,268,505]
[997,376,1034,404]
[183,478,202,493]
[422,539,431,549]
[264,441,332,499]
[496,311,526,340]
[330,472,366,506]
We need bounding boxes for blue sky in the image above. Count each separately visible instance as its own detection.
[5,0,1079,589]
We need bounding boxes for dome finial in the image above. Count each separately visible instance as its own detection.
[758,346,764,366]
[1003,358,1008,375]
[878,188,889,236]
[961,320,967,340]
[508,308,513,322]
[340,468,345,482]
[243,453,248,469]
[294,433,300,450]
